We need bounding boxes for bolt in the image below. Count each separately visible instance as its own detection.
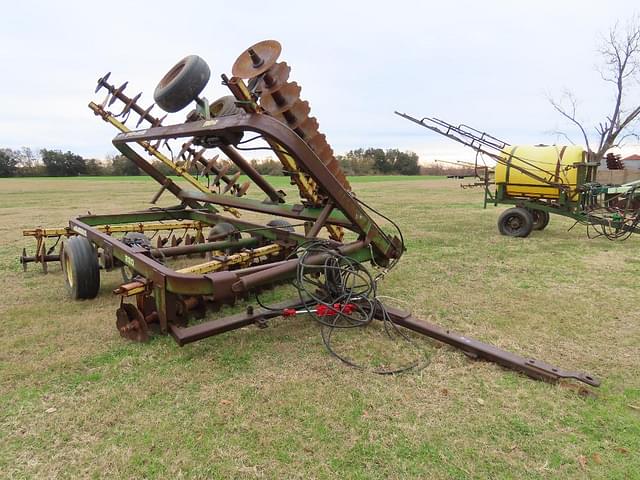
[248,48,264,68]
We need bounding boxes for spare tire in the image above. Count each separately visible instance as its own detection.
[154,55,211,113]
[210,95,243,117]
[267,219,295,232]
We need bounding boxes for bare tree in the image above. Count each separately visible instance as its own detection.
[550,16,640,161]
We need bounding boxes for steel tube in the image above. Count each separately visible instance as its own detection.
[306,201,333,238]
[380,305,600,387]
[232,240,366,293]
[152,237,258,257]
[20,254,59,264]
[169,298,303,346]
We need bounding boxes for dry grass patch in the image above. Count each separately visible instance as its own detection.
[0,176,639,479]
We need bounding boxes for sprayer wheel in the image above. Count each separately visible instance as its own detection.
[529,209,550,230]
[497,207,533,238]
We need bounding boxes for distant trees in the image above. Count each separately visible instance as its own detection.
[41,149,86,176]
[0,149,19,177]
[337,148,420,175]
[110,155,141,176]
[0,146,425,177]
[420,163,475,176]
[250,158,283,176]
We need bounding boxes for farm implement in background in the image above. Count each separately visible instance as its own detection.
[396,112,640,239]
[20,41,599,386]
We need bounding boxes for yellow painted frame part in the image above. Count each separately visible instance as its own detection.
[24,221,205,238]
[176,244,282,274]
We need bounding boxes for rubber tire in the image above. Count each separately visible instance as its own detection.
[267,219,294,232]
[210,95,242,117]
[497,207,534,238]
[529,209,550,231]
[62,236,100,299]
[154,55,211,113]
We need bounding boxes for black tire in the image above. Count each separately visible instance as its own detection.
[267,219,294,232]
[62,237,100,299]
[210,95,242,117]
[497,207,534,238]
[529,209,550,231]
[154,55,211,113]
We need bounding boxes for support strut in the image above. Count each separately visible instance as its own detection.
[378,306,600,386]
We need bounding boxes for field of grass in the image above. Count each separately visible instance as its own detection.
[1,175,638,479]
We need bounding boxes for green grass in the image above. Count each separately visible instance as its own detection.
[0,176,638,479]
[1,174,439,184]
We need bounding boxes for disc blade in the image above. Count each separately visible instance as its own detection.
[232,40,282,79]
[259,82,302,114]
[274,101,311,130]
[257,62,291,95]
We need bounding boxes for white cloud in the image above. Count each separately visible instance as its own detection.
[1,0,638,161]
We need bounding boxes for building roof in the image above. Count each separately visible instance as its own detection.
[622,154,640,161]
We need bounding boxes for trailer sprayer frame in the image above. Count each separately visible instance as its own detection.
[396,111,640,239]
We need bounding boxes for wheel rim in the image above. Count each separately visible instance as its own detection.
[158,61,186,89]
[505,215,522,233]
[65,254,74,288]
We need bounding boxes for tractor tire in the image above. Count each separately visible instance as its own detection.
[529,209,550,231]
[154,55,211,113]
[267,219,295,232]
[62,236,100,299]
[497,207,534,238]
[210,95,242,117]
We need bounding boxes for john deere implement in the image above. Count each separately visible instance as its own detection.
[396,111,640,239]
[21,41,599,386]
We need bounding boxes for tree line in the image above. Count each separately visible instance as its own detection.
[0,148,141,177]
[0,146,427,178]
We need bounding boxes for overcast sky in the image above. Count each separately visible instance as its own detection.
[1,0,638,164]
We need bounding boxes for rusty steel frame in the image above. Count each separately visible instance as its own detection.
[63,117,602,386]
[111,113,401,262]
